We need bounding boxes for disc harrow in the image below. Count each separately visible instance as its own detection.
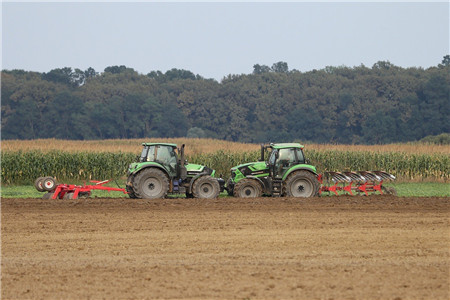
[34,177,127,199]
[318,171,395,196]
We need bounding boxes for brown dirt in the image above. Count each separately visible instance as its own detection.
[2,196,449,299]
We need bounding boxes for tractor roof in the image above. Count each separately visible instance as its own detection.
[142,143,177,148]
[271,143,304,149]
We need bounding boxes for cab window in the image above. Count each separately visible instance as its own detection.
[296,149,305,164]
[278,149,296,163]
[141,145,155,162]
[268,150,278,165]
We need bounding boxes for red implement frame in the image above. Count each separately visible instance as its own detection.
[318,171,394,196]
[50,180,127,199]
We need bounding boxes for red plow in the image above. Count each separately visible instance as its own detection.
[318,171,396,196]
[35,177,127,199]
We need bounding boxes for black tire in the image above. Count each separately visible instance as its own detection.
[63,192,78,200]
[126,175,138,199]
[42,177,57,192]
[285,170,319,198]
[126,183,138,199]
[42,192,55,200]
[192,176,220,199]
[134,168,169,199]
[34,177,46,192]
[233,178,262,198]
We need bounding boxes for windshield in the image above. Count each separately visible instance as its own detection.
[268,149,277,165]
[140,145,155,162]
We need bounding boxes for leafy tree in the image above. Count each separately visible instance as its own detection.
[104,65,135,74]
[2,60,449,144]
[187,127,207,138]
[439,55,450,68]
[271,61,289,73]
[253,64,271,74]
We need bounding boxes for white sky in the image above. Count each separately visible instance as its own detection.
[2,1,449,80]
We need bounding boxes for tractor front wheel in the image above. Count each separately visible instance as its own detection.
[192,176,220,199]
[233,178,262,198]
[134,168,169,199]
[285,171,319,198]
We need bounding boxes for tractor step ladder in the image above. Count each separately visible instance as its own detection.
[272,179,283,197]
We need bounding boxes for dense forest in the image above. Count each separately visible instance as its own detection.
[2,56,449,144]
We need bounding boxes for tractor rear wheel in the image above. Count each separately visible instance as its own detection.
[134,168,169,199]
[192,176,220,199]
[126,175,138,199]
[34,177,46,192]
[233,178,262,198]
[126,180,138,199]
[285,171,319,197]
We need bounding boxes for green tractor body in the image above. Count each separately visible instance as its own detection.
[126,143,224,199]
[226,143,320,197]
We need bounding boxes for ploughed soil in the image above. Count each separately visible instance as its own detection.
[2,196,449,299]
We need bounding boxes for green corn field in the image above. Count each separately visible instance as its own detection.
[1,149,448,185]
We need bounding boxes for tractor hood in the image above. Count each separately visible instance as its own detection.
[231,161,267,171]
[186,163,215,177]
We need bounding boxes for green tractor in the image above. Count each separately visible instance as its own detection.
[226,143,319,198]
[126,143,225,199]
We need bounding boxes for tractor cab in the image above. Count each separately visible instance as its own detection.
[267,143,306,179]
[139,143,179,177]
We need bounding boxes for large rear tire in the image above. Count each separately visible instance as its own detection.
[192,176,220,199]
[134,168,169,199]
[233,178,262,198]
[126,176,138,199]
[285,171,319,198]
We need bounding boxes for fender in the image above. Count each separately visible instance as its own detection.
[129,164,170,183]
[245,176,266,189]
[129,161,170,176]
[282,165,318,181]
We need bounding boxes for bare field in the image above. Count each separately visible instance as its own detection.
[2,196,449,299]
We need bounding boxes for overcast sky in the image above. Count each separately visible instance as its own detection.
[2,1,449,81]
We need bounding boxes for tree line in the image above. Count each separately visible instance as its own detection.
[2,56,449,144]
